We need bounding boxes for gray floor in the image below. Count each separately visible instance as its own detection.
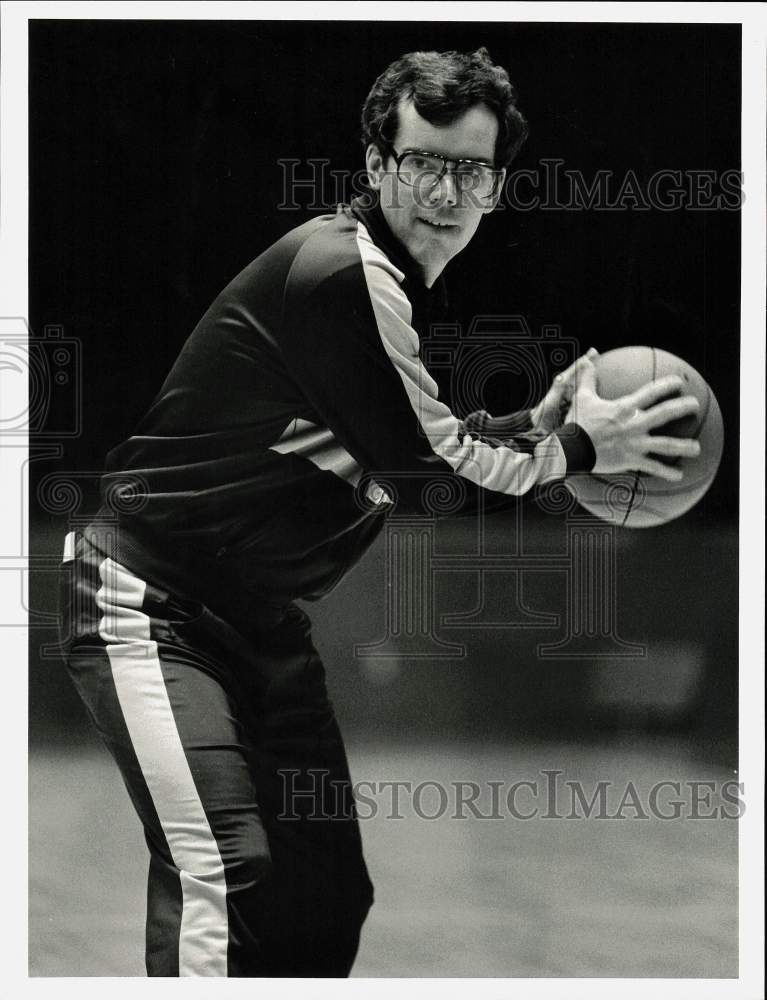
[29,737,738,978]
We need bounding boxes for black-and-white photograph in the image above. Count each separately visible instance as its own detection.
[1,2,764,995]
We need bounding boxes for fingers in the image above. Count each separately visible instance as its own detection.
[632,435,701,480]
[637,457,685,482]
[636,394,700,430]
[641,435,701,458]
[545,351,599,425]
[555,348,598,385]
[561,350,598,394]
[624,374,687,410]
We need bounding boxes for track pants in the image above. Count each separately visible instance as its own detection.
[57,530,374,977]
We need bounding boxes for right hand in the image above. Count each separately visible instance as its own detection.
[564,362,702,482]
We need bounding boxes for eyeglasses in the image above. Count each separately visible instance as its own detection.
[386,146,502,200]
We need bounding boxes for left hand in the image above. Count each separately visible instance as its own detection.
[530,348,600,434]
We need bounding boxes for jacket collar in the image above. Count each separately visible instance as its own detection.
[348,194,448,311]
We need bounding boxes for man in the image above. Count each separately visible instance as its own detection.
[58,47,700,977]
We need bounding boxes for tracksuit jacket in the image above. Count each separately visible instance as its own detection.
[91,195,596,630]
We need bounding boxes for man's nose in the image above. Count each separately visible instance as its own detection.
[428,169,459,207]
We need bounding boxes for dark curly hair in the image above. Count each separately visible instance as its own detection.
[361,47,529,169]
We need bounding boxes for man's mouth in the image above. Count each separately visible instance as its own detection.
[417,217,459,231]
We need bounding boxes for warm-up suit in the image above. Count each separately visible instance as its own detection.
[59,195,596,976]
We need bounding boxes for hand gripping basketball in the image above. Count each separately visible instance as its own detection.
[562,346,724,527]
[565,359,701,482]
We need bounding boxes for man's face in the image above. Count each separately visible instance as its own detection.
[366,98,503,286]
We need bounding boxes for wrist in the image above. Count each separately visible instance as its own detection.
[555,423,597,474]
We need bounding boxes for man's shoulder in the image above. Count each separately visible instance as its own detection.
[212,203,408,325]
[210,208,361,310]
[284,204,405,303]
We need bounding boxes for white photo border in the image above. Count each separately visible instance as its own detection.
[2,3,763,998]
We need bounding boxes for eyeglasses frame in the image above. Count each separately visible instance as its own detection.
[382,143,504,201]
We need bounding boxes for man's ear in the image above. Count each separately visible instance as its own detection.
[483,167,506,212]
[365,143,387,190]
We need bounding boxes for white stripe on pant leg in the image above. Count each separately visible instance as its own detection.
[96,557,229,977]
[62,531,77,562]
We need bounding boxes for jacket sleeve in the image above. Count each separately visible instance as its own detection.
[279,226,595,515]
[461,407,534,443]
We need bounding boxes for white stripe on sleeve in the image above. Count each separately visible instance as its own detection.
[271,416,363,484]
[354,221,567,493]
[270,417,391,504]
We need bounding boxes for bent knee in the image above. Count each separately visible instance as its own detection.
[354,874,375,922]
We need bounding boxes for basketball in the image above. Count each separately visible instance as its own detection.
[565,346,724,527]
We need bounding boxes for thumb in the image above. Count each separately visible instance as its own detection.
[556,347,599,388]
[572,352,598,394]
